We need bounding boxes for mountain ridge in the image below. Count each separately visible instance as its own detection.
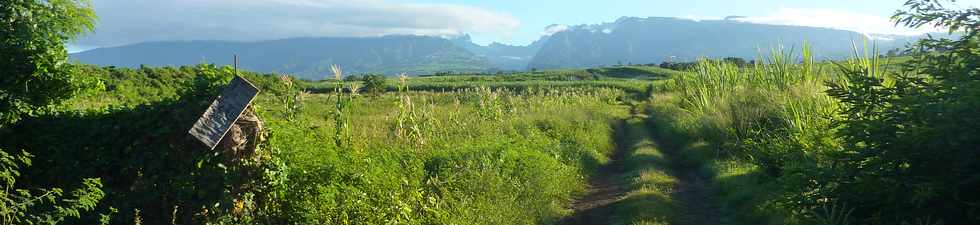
[72,16,943,78]
[527,16,922,69]
[71,35,495,80]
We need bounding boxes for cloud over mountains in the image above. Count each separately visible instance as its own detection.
[734,7,943,35]
[77,0,519,47]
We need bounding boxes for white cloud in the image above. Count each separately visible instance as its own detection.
[540,24,568,36]
[78,0,520,47]
[735,8,943,35]
[681,15,715,22]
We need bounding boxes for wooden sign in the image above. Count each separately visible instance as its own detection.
[188,76,260,149]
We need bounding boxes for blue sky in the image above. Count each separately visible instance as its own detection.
[71,0,978,52]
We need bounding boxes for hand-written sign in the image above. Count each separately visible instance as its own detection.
[188,76,260,149]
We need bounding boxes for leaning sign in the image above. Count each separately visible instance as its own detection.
[188,76,260,149]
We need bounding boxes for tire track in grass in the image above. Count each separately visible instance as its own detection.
[559,108,724,225]
[645,115,725,225]
[671,162,722,225]
[558,118,630,225]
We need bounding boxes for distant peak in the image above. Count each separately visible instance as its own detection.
[541,24,569,37]
[614,16,641,23]
[457,33,472,40]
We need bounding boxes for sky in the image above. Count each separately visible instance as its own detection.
[69,0,980,52]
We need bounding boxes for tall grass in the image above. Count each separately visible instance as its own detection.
[646,44,854,225]
[261,85,631,224]
[659,43,839,159]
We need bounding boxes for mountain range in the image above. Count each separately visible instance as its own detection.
[71,16,940,79]
[70,36,491,80]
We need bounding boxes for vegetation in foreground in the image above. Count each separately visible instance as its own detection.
[5,61,643,224]
[643,1,980,224]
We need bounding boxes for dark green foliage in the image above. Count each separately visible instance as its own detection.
[65,64,295,110]
[658,61,699,71]
[0,1,110,224]
[2,64,289,224]
[343,75,361,82]
[818,1,980,223]
[722,57,748,67]
[360,74,387,94]
[0,150,106,225]
[587,66,686,79]
[659,57,750,71]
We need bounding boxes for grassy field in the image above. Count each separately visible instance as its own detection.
[5,64,664,224]
[262,86,632,224]
[302,67,663,95]
[4,47,977,225]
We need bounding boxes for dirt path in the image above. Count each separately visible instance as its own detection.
[559,111,723,225]
[652,126,723,225]
[672,171,722,225]
[558,120,629,225]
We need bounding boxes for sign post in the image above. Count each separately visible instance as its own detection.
[188,55,260,149]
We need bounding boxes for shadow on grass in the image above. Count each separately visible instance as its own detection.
[639,110,786,225]
[0,88,254,224]
[606,118,680,225]
[558,118,631,225]
[560,117,679,225]
[710,161,788,225]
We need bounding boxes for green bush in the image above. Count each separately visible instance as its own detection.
[645,1,980,224]
[361,74,387,94]
[0,0,99,126]
[0,1,111,224]
[818,1,980,223]
[2,64,289,224]
[0,150,106,225]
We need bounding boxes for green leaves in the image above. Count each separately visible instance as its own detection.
[894,0,980,36]
[812,1,980,223]
[0,149,105,225]
[0,0,97,127]
[360,74,387,94]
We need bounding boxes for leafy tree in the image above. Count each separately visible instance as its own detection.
[1,1,107,224]
[343,74,361,82]
[722,57,747,67]
[822,0,980,224]
[1,0,98,127]
[658,61,698,71]
[885,48,901,57]
[361,74,387,94]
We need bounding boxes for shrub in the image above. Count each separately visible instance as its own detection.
[0,0,99,126]
[818,1,980,223]
[0,150,106,225]
[361,74,388,94]
[343,75,362,82]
